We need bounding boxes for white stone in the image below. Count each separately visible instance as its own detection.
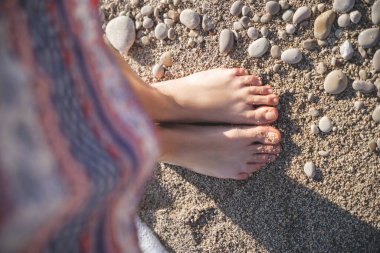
[304,162,316,178]
[248,38,270,58]
[105,16,136,52]
[281,48,302,64]
[319,116,333,133]
[340,40,354,60]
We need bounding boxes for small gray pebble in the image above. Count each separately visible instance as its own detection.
[359,69,367,80]
[266,1,281,15]
[282,10,294,22]
[354,100,364,110]
[202,14,215,32]
[253,14,260,23]
[248,38,270,57]
[105,16,136,52]
[337,14,350,27]
[247,27,259,40]
[352,80,375,93]
[333,0,355,13]
[304,161,316,178]
[233,21,244,31]
[279,0,290,10]
[324,69,348,94]
[159,52,173,67]
[350,10,362,24]
[180,9,201,29]
[261,26,269,37]
[372,106,380,122]
[316,62,327,74]
[230,1,244,16]
[285,24,296,35]
[317,3,326,12]
[155,23,168,40]
[368,140,377,152]
[340,40,354,60]
[152,64,165,79]
[302,39,317,51]
[372,0,380,24]
[309,108,320,117]
[273,63,281,72]
[242,6,251,16]
[311,124,319,134]
[373,49,380,72]
[281,48,302,64]
[293,6,311,24]
[143,17,154,29]
[141,5,154,16]
[168,28,176,40]
[271,45,281,58]
[261,13,272,23]
[358,28,380,48]
[319,116,333,133]
[219,29,235,54]
[318,150,329,157]
[240,16,250,28]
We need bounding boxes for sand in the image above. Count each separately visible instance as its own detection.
[100,0,380,252]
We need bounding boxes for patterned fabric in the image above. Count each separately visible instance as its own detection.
[0,1,159,253]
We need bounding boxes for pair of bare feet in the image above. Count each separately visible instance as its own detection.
[149,68,282,180]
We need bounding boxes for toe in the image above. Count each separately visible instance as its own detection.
[235,172,250,180]
[244,126,281,144]
[246,85,273,95]
[238,75,262,86]
[245,107,279,124]
[230,67,248,76]
[248,154,277,164]
[249,144,281,154]
[247,94,279,106]
[245,163,266,174]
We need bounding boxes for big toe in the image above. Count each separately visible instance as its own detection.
[236,126,281,145]
[245,106,279,125]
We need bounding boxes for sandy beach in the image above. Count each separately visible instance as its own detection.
[101,0,380,251]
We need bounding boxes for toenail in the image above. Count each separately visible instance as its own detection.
[265,111,276,121]
[268,88,273,93]
[273,97,279,104]
[266,132,278,143]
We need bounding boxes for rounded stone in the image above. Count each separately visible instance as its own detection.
[352,80,375,93]
[314,10,336,40]
[261,26,269,37]
[318,150,329,157]
[152,64,165,79]
[304,162,316,178]
[372,0,380,24]
[333,0,355,13]
[373,49,380,72]
[230,1,244,16]
[368,140,377,152]
[293,6,311,24]
[350,10,362,24]
[340,40,354,60]
[309,108,320,117]
[286,24,296,34]
[155,23,169,40]
[311,124,319,134]
[242,6,251,16]
[105,16,136,53]
[316,62,327,74]
[247,27,259,40]
[282,10,294,22]
[168,28,176,40]
[354,100,364,110]
[233,21,244,31]
[261,13,272,23]
[202,14,214,32]
[337,14,350,28]
[358,28,380,48]
[179,9,200,29]
[324,70,348,94]
[281,48,302,64]
[271,45,281,58]
[159,52,173,67]
[319,116,333,133]
[248,38,270,58]
[143,17,154,29]
[302,39,317,51]
[141,5,154,16]
[219,29,235,54]
[372,106,380,122]
[240,16,250,28]
[266,1,281,15]
[279,0,290,10]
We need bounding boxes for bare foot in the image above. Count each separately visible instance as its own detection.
[158,124,281,180]
[153,68,279,125]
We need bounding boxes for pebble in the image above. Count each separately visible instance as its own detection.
[352,80,375,93]
[304,162,316,178]
[372,106,380,122]
[131,0,140,7]
[247,27,259,40]
[273,63,281,73]
[311,124,319,134]
[260,13,272,23]
[141,5,154,16]
[316,62,327,74]
[302,39,317,51]
[282,10,294,22]
[152,64,165,79]
[154,23,168,40]
[337,14,350,28]
[261,26,269,37]
[164,18,175,27]
[230,1,244,16]
[240,16,250,28]
[319,116,333,133]
[358,28,380,48]
[167,10,180,21]
[358,47,367,58]
[309,108,320,117]
[359,69,367,80]
[271,45,281,58]
[314,10,336,40]
[143,17,154,29]
[373,49,380,71]
[293,6,311,25]
[248,38,270,58]
[354,100,364,110]
[340,40,354,60]
[233,22,244,31]
[105,16,136,52]
[278,30,287,40]
[372,0,380,24]
[324,70,348,94]
[368,140,377,152]
[281,48,302,64]
[318,150,329,157]
[279,0,290,10]
[180,9,200,29]
[286,24,296,35]
[202,15,214,32]
[350,10,362,24]
[159,52,173,67]
[333,0,355,13]
[253,14,260,23]
[266,1,281,15]
[242,6,251,16]
[317,3,326,12]
[219,29,235,54]
[168,28,176,40]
